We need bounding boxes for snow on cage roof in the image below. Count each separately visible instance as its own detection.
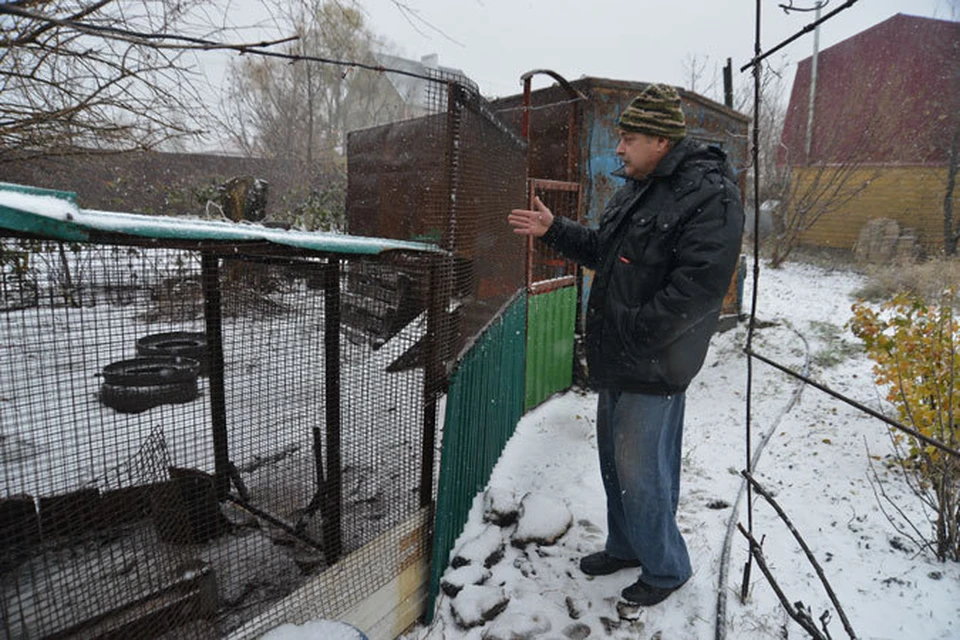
[0,182,444,257]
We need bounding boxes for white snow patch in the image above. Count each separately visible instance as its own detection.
[449,584,509,629]
[260,619,367,640]
[510,492,572,547]
[452,524,506,569]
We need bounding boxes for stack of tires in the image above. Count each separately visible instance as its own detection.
[100,332,207,414]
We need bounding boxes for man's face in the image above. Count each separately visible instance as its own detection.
[616,130,670,179]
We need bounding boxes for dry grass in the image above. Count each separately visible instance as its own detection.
[853,256,960,303]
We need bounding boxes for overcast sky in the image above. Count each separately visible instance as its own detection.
[195,0,956,151]
[350,0,956,100]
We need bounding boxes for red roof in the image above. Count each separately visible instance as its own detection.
[779,13,959,166]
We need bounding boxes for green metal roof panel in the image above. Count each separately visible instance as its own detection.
[0,182,442,256]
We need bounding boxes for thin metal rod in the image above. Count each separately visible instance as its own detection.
[738,0,765,609]
[747,347,960,458]
[224,494,326,553]
[740,0,860,72]
[420,258,443,509]
[742,471,858,639]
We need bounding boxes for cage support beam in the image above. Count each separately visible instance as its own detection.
[323,259,343,563]
[420,258,443,509]
[201,252,232,500]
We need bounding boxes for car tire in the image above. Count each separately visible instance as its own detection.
[102,356,200,387]
[136,332,208,375]
[100,379,198,414]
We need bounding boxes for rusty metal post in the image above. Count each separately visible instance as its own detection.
[521,76,532,140]
[522,75,535,291]
[322,259,342,562]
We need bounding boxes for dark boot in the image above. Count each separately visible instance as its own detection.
[579,551,641,576]
[621,577,688,605]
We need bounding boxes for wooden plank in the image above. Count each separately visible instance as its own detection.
[43,564,217,640]
[228,507,431,640]
[339,555,429,640]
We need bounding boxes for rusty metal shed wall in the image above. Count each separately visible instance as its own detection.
[491,76,750,230]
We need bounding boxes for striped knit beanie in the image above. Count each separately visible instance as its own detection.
[617,84,686,140]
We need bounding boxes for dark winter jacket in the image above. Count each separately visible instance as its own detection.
[541,137,744,394]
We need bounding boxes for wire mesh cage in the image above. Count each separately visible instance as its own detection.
[0,76,532,639]
[0,231,445,638]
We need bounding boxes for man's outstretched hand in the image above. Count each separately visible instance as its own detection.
[508,196,554,237]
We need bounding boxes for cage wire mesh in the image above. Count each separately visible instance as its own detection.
[0,76,531,639]
[0,236,440,637]
[528,182,580,286]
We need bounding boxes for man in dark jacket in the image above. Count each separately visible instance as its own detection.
[508,83,743,606]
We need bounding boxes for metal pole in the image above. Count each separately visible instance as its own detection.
[322,259,342,562]
[804,1,823,163]
[200,252,230,500]
[420,258,442,509]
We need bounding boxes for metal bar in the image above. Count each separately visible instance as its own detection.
[519,69,589,102]
[529,276,577,295]
[723,58,734,108]
[742,470,858,639]
[312,425,325,496]
[747,347,960,459]
[200,252,230,500]
[740,0,860,72]
[420,258,443,508]
[322,259,343,563]
[736,523,832,640]
[526,182,536,291]
[522,75,532,140]
[224,494,326,552]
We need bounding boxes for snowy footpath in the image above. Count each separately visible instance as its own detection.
[402,261,960,640]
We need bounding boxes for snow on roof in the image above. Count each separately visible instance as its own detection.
[0,182,443,256]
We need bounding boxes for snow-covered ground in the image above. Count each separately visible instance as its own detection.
[4,222,957,638]
[375,259,959,640]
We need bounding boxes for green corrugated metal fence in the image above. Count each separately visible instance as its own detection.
[426,294,526,622]
[524,285,577,411]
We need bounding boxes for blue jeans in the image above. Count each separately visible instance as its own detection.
[596,389,691,588]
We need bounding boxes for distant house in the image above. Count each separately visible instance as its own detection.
[779,13,959,257]
[371,52,478,122]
